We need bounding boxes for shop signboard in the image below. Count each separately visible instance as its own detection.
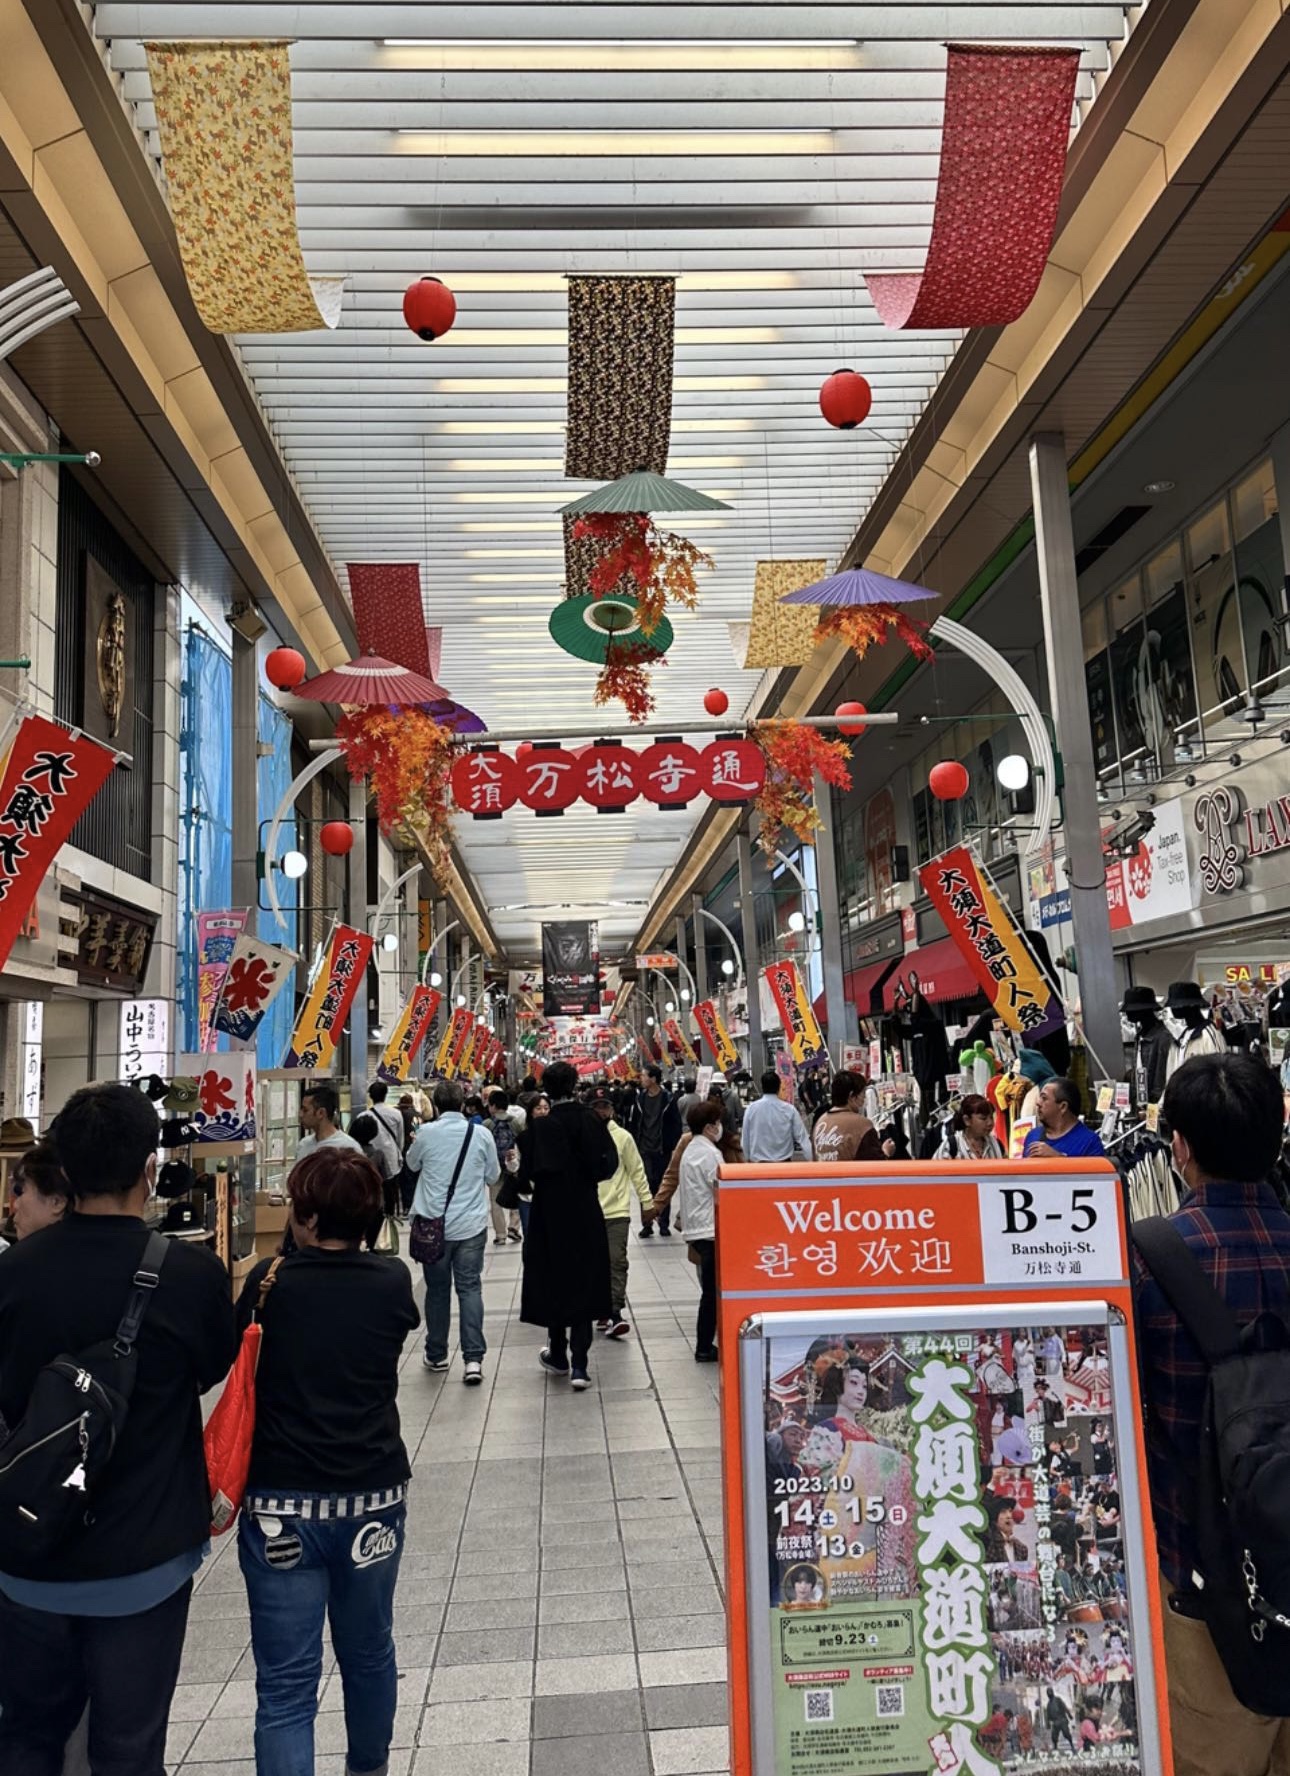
[1037,890,1072,930]
[282,924,374,1070]
[21,1001,42,1129]
[694,998,740,1074]
[119,997,170,1089]
[918,847,1063,1040]
[71,889,156,996]
[765,960,827,1067]
[1105,797,1194,930]
[377,985,442,1084]
[717,1159,1169,1776]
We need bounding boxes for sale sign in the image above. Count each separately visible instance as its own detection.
[763,959,826,1066]
[282,924,374,1070]
[693,998,739,1074]
[0,714,116,975]
[377,985,441,1084]
[919,844,1064,1039]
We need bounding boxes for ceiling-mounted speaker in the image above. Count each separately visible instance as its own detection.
[228,601,267,643]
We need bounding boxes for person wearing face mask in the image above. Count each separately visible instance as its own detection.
[1132,1052,1290,1776]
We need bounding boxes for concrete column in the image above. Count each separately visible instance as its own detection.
[691,891,708,1002]
[1029,434,1124,1078]
[230,627,259,915]
[348,777,369,1106]
[736,822,763,1074]
[814,771,858,1057]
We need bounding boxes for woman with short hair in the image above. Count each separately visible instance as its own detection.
[7,1142,70,1241]
[677,1101,724,1364]
[237,1145,419,1776]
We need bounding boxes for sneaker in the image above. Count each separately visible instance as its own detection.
[538,1348,570,1378]
[493,1237,508,1246]
[694,1346,719,1364]
[607,1319,631,1339]
[507,1228,522,1242]
[638,1226,654,1239]
[658,1227,673,1237]
[570,1368,591,1391]
[463,1361,484,1386]
[423,1354,450,1372]
[595,1319,612,1333]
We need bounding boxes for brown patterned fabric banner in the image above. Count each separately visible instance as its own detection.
[565,277,676,482]
[745,560,826,669]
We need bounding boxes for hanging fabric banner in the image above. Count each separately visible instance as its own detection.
[0,713,116,976]
[565,276,675,481]
[377,986,442,1085]
[663,1017,698,1067]
[196,909,249,1053]
[210,931,295,1046]
[919,844,1065,1038]
[693,999,740,1075]
[542,920,600,1016]
[433,1005,473,1078]
[462,1022,492,1079]
[282,924,374,1070]
[763,960,827,1067]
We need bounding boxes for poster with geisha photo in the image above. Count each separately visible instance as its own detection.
[761,1322,1142,1776]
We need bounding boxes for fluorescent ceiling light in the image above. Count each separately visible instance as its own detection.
[441,327,776,348]
[396,130,833,156]
[439,419,566,433]
[383,39,857,47]
[468,593,562,603]
[449,454,747,472]
[424,274,799,293]
[437,378,566,393]
[461,521,562,532]
[463,548,564,559]
[452,489,733,503]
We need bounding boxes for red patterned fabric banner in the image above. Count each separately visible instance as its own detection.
[866,45,1080,330]
[347,564,431,676]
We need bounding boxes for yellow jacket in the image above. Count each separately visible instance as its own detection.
[598,1121,652,1220]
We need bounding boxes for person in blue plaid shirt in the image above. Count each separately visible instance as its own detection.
[1133,1051,1290,1776]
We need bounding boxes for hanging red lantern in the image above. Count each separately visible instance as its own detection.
[402,276,457,341]
[265,647,306,691]
[451,748,520,819]
[819,369,873,430]
[518,744,580,814]
[929,760,970,802]
[578,743,641,812]
[703,688,729,717]
[320,821,354,856]
[639,741,702,809]
[701,738,766,802]
[835,700,869,736]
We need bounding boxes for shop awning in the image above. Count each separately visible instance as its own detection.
[811,956,901,1028]
[882,938,985,1010]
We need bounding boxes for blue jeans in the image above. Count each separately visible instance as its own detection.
[238,1501,406,1776]
[422,1229,487,1362]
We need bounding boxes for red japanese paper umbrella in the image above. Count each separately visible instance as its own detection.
[294,651,451,708]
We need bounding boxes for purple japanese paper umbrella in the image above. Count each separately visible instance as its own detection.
[778,567,937,607]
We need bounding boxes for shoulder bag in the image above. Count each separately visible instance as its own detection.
[204,1256,284,1535]
[410,1126,475,1265]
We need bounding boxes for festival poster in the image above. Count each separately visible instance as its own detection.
[377,985,441,1085]
[919,846,1064,1041]
[282,924,374,1070]
[0,714,117,975]
[694,998,740,1074]
[762,1319,1142,1776]
[210,930,294,1046]
[764,960,827,1067]
[541,919,600,1016]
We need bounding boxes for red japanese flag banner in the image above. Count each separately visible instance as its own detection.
[0,714,116,973]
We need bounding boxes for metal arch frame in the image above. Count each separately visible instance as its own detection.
[928,616,1056,860]
[0,268,79,363]
[420,916,461,987]
[264,746,343,932]
[773,848,821,974]
[695,905,745,994]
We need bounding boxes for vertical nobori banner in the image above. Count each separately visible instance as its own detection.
[377,986,442,1084]
[282,924,374,1070]
[694,998,740,1075]
[541,919,600,1016]
[196,910,249,1053]
[764,959,827,1066]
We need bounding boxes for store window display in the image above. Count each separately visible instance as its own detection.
[1121,986,1172,1110]
[1164,981,1229,1079]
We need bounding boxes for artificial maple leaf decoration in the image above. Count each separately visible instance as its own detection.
[572,512,712,635]
[816,603,933,662]
[593,642,661,723]
[335,707,457,879]
[753,720,853,858]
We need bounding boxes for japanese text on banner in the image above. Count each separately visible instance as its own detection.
[764,959,827,1066]
[919,846,1063,1040]
[282,924,374,1070]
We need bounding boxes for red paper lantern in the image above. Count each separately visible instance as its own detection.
[402,276,457,341]
[819,369,873,430]
[320,821,354,856]
[451,749,520,818]
[578,744,641,811]
[703,688,729,717]
[518,744,580,814]
[701,738,766,802]
[265,647,306,691]
[929,760,970,802]
[639,741,702,809]
[835,700,868,736]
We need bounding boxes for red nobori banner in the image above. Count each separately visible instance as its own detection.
[283,924,374,1070]
[763,959,827,1066]
[693,999,739,1074]
[663,1016,698,1066]
[0,714,116,974]
[376,985,442,1084]
[454,739,764,817]
[919,843,1064,1038]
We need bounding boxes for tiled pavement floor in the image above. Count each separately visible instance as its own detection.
[170,1224,729,1773]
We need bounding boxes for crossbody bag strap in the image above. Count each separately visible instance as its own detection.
[254,1255,286,1321]
[442,1125,475,1217]
[113,1230,171,1358]
[1131,1217,1242,1363]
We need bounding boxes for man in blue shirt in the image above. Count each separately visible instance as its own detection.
[408,1080,499,1385]
[1022,1077,1106,1159]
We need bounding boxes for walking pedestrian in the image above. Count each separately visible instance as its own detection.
[522,1061,617,1390]
[296,1083,362,1159]
[350,1110,402,1219]
[395,1095,420,1216]
[407,1080,499,1385]
[812,1072,884,1162]
[628,1066,681,1238]
[6,1141,69,1240]
[486,1090,523,1244]
[678,1102,723,1362]
[589,1087,651,1339]
[0,1084,237,1776]
[741,1068,812,1163]
[237,1145,419,1776]
[367,1082,407,1217]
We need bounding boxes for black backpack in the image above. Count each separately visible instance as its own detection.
[0,1231,169,1566]
[1133,1216,1290,1715]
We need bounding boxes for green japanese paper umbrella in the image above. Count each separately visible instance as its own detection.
[548,593,674,664]
[559,469,731,516]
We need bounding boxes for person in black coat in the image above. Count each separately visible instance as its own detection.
[521,1061,618,1388]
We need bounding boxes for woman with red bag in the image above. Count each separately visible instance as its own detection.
[234,1146,419,1776]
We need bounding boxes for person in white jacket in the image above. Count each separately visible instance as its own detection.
[678,1101,723,1363]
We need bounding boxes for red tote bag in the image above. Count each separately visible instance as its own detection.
[204,1258,282,1535]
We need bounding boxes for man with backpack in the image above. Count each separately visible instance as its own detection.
[0,1082,237,1775]
[1133,1051,1290,1775]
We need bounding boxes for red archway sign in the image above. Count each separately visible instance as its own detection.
[579,744,641,812]
[451,749,520,819]
[701,738,765,801]
[639,740,703,809]
[518,744,580,815]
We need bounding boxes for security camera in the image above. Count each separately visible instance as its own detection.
[1102,805,1155,859]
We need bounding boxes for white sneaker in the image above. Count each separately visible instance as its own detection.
[423,1354,450,1373]
[463,1361,484,1387]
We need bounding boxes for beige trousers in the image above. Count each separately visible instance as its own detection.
[1160,1572,1290,1776]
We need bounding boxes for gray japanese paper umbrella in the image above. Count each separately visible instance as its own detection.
[559,469,732,516]
[778,567,938,606]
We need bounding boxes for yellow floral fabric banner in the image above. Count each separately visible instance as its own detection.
[145,41,344,335]
[745,561,825,669]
